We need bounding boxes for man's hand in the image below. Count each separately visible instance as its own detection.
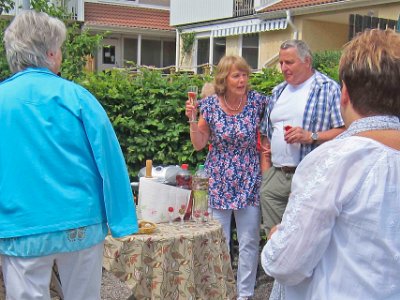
[284,127,312,144]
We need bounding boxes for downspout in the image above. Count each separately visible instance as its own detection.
[175,29,180,72]
[286,10,298,40]
[263,10,298,68]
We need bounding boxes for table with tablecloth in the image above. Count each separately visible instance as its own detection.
[103,220,236,299]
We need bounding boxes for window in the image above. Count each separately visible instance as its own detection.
[142,39,161,67]
[103,45,115,64]
[197,38,210,74]
[242,34,259,70]
[213,37,226,65]
[162,41,176,67]
[141,39,176,68]
[348,14,398,40]
[124,38,138,67]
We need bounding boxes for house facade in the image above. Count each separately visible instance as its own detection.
[84,0,175,71]
[171,0,400,72]
[3,0,176,71]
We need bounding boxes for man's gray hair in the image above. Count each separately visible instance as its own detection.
[3,10,67,73]
[280,39,312,63]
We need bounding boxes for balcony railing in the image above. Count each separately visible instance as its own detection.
[234,0,255,17]
[5,0,83,21]
[61,0,84,21]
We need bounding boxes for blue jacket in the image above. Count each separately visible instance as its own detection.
[0,68,138,238]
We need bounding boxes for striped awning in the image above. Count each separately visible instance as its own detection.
[212,18,287,37]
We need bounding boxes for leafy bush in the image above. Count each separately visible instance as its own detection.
[0,0,103,82]
[77,69,212,179]
[312,50,341,82]
[250,68,284,94]
[0,19,11,80]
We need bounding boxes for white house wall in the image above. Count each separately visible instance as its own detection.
[170,0,233,26]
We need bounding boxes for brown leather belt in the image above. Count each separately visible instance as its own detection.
[276,166,297,174]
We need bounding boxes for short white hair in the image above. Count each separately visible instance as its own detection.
[3,10,67,73]
[280,39,312,63]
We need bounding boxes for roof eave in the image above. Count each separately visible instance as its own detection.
[83,23,175,37]
[256,0,400,20]
[174,14,261,30]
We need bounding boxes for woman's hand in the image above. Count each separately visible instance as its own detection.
[268,224,279,240]
[260,142,271,159]
[185,99,197,122]
[260,136,271,172]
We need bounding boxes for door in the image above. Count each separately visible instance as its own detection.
[98,38,121,71]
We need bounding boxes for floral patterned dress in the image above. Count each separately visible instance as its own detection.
[199,90,268,210]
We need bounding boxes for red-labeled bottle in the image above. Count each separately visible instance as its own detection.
[175,164,192,190]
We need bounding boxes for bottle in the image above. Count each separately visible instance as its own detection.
[192,164,209,222]
[145,159,153,178]
[175,164,192,190]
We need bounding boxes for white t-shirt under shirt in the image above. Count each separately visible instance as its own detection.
[270,74,315,167]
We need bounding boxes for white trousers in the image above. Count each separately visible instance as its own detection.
[212,206,260,299]
[1,242,104,300]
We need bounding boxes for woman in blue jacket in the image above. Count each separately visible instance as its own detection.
[0,10,138,299]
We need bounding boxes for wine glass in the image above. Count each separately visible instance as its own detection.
[187,86,198,122]
[178,204,186,227]
[167,206,174,225]
[283,120,293,157]
[193,209,202,223]
[203,210,210,223]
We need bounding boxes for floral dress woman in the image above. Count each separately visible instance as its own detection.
[199,90,267,210]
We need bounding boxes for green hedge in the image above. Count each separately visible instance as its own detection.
[78,69,209,179]
[313,50,341,82]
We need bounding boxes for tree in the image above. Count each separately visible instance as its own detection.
[0,0,14,14]
[0,0,103,81]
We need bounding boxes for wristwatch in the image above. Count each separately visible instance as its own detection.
[311,132,319,143]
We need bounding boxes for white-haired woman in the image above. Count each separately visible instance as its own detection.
[0,11,138,300]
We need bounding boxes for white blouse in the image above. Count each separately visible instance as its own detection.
[262,136,400,300]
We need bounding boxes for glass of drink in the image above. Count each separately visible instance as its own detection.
[203,207,210,223]
[188,86,198,122]
[167,206,174,225]
[283,124,292,132]
[192,209,202,223]
[178,204,186,227]
[283,121,293,156]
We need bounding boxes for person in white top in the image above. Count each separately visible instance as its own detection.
[259,40,345,237]
[261,29,400,300]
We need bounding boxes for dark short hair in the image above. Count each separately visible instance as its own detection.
[339,29,400,116]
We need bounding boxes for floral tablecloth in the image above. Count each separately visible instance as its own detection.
[103,220,237,299]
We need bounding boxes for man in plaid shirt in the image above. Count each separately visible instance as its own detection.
[259,40,345,238]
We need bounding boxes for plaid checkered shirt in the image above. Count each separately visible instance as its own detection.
[260,70,344,161]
